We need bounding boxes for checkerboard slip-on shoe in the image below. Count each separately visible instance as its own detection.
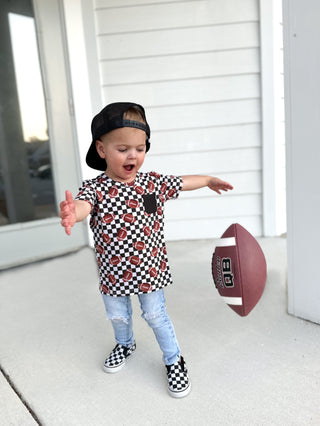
[166,356,191,398]
[103,342,136,373]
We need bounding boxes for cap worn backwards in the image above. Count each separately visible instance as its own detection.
[86,102,151,171]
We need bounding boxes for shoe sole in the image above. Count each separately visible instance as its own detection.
[168,381,191,398]
[103,361,127,374]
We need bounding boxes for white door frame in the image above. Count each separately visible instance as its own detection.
[0,0,88,269]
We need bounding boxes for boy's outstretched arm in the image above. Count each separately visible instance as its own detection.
[59,190,91,235]
[181,175,233,194]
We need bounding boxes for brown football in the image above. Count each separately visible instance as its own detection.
[212,223,267,316]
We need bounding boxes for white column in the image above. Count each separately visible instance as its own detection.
[283,0,320,324]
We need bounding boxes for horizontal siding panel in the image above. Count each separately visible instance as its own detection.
[142,146,262,175]
[146,99,261,131]
[95,0,258,34]
[178,171,262,198]
[101,48,260,85]
[150,123,261,155]
[98,22,259,60]
[164,215,262,239]
[165,194,262,220]
[103,74,260,106]
[95,0,173,6]
[95,0,168,6]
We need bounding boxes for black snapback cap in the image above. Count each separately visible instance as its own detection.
[86,102,151,171]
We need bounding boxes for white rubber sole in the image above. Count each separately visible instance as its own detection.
[168,381,191,398]
[103,360,127,374]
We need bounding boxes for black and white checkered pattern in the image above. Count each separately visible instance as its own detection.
[75,172,182,297]
[166,356,191,398]
[103,342,136,373]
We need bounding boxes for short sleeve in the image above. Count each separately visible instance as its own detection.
[157,173,183,201]
[75,179,97,210]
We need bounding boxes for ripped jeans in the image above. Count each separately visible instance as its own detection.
[102,289,180,366]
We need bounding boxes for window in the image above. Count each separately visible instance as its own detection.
[0,4,56,226]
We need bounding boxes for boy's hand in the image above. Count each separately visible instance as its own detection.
[59,190,76,235]
[208,177,233,194]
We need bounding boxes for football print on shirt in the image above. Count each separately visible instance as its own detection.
[75,172,182,297]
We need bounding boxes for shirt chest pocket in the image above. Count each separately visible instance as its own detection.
[142,193,157,214]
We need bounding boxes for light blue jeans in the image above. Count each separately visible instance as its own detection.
[102,289,180,366]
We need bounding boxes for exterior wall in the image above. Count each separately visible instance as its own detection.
[90,0,263,239]
[63,0,287,241]
[283,0,320,324]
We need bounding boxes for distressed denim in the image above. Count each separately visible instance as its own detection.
[102,289,180,365]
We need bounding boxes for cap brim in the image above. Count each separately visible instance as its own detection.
[86,140,107,171]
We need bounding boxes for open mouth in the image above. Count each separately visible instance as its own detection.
[124,165,134,172]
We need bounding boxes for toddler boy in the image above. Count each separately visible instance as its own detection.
[59,102,233,398]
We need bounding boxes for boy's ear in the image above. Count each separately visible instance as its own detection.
[95,139,105,159]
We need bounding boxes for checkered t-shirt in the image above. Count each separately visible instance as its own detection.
[75,172,182,297]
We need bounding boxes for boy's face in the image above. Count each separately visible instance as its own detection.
[96,127,146,182]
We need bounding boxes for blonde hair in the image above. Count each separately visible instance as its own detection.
[123,106,146,124]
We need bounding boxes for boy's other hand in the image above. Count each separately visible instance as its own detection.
[59,190,76,235]
[208,177,233,194]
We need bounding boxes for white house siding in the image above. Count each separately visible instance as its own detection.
[91,0,262,239]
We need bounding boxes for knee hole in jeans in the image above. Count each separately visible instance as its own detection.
[142,308,167,328]
[108,315,130,325]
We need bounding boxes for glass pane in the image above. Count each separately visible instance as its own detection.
[0,2,56,226]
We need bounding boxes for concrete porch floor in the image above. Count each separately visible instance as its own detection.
[0,238,319,425]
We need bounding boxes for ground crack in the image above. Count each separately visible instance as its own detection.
[0,365,42,425]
